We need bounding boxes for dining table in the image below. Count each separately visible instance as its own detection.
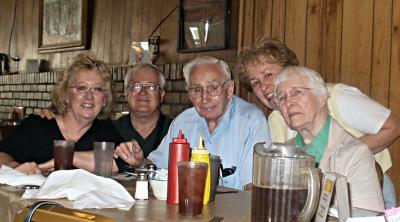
[0,174,252,222]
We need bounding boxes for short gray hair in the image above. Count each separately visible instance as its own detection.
[124,63,166,90]
[182,56,231,85]
[275,66,329,97]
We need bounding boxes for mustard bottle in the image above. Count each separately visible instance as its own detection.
[191,137,211,204]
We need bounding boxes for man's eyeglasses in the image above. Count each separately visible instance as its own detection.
[128,82,160,93]
[69,84,107,95]
[276,86,312,106]
[188,80,229,99]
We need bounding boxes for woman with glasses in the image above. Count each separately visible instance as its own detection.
[275,65,384,213]
[0,53,141,174]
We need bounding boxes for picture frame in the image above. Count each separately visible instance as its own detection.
[38,0,88,53]
[178,0,231,53]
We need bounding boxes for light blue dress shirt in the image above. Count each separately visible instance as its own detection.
[148,96,271,190]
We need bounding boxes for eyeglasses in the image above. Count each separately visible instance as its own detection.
[276,86,312,106]
[188,80,229,99]
[69,84,107,95]
[128,82,160,93]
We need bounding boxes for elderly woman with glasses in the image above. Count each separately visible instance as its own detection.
[275,66,384,213]
[0,53,142,174]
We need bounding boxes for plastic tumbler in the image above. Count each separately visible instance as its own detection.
[53,140,75,171]
[209,155,222,202]
[178,161,208,216]
[93,141,115,177]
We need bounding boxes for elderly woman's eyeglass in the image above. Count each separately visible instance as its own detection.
[128,82,160,93]
[188,80,229,99]
[276,86,312,106]
[69,84,107,95]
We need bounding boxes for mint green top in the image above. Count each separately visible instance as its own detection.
[294,116,331,165]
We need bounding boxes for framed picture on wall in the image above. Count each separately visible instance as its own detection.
[38,0,89,53]
[178,0,231,53]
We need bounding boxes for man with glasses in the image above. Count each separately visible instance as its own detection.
[119,56,271,190]
[113,63,172,159]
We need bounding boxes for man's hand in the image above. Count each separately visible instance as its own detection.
[114,140,144,166]
[38,159,54,173]
[15,162,41,175]
[38,108,56,120]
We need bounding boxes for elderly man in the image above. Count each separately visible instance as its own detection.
[237,38,400,208]
[113,63,172,158]
[275,66,384,212]
[118,56,271,190]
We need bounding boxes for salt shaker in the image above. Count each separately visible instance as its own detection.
[147,164,156,179]
[135,172,148,200]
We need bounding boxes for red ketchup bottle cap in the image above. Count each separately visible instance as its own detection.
[172,130,188,143]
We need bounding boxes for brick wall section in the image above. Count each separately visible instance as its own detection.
[0,64,191,121]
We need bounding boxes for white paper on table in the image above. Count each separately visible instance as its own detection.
[21,169,135,210]
[0,165,45,186]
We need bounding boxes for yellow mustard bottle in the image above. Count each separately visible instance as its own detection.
[191,137,211,204]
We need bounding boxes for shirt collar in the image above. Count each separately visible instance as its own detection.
[294,115,331,164]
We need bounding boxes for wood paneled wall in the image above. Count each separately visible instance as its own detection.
[0,0,238,72]
[239,0,400,202]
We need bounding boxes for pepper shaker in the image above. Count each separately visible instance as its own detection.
[134,172,148,200]
[147,164,157,179]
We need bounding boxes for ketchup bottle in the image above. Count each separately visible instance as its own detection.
[167,130,190,205]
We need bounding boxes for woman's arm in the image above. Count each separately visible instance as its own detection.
[359,113,400,153]
[0,152,41,174]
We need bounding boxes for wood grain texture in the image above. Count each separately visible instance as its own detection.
[388,0,400,199]
[305,0,323,72]
[341,0,374,94]
[284,0,307,65]
[320,0,342,83]
[370,0,391,106]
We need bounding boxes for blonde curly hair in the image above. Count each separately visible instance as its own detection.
[237,38,299,88]
[51,53,115,119]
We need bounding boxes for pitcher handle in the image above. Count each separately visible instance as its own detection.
[298,168,320,222]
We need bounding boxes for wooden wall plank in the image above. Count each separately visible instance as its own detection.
[130,0,143,42]
[320,0,342,83]
[109,0,125,65]
[121,0,133,64]
[341,0,374,94]
[0,0,14,53]
[370,0,392,106]
[239,0,255,48]
[140,0,151,41]
[254,0,273,39]
[284,0,307,65]
[271,0,286,40]
[157,0,179,64]
[305,0,323,72]
[388,0,400,200]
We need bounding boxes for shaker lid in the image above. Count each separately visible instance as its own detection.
[255,142,311,159]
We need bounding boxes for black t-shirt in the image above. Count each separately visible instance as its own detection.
[0,114,125,167]
[113,113,173,158]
